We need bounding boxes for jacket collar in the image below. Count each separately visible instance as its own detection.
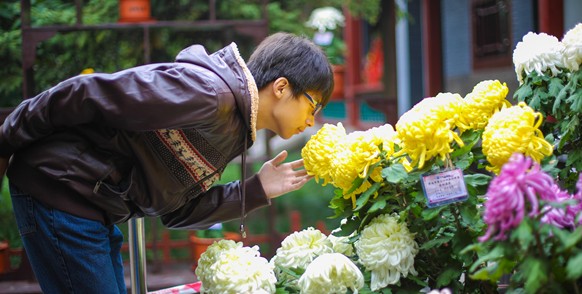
[175,43,259,142]
[228,43,259,142]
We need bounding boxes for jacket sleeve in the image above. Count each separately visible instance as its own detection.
[159,174,270,230]
[0,64,221,157]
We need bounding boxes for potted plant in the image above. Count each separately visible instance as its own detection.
[189,223,240,270]
[306,6,346,99]
[118,0,154,23]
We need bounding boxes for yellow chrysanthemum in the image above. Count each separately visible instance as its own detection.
[302,123,347,185]
[303,123,397,207]
[394,93,465,169]
[482,102,553,174]
[80,68,95,75]
[364,123,398,156]
[332,124,396,205]
[458,80,511,132]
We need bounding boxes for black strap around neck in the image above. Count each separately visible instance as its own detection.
[239,134,248,238]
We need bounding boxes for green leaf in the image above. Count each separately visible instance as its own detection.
[469,245,505,272]
[567,87,582,112]
[368,198,387,213]
[548,77,565,96]
[460,242,483,255]
[346,176,365,195]
[510,218,534,250]
[555,77,571,101]
[381,163,408,183]
[471,267,494,281]
[527,91,542,110]
[470,258,515,283]
[275,287,291,294]
[552,226,582,252]
[335,218,360,237]
[551,81,566,113]
[404,274,428,287]
[421,206,445,221]
[566,149,582,170]
[453,156,471,171]
[451,130,481,158]
[354,182,381,211]
[436,268,461,288]
[459,203,481,227]
[514,83,533,102]
[566,251,582,280]
[464,173,492,187]
[420,231,454,250]
[520,257,548,293]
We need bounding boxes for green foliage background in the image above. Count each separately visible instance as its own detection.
[0,0,347,263]
[0,0,349,106]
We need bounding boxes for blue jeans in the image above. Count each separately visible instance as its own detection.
[10,184,127,294]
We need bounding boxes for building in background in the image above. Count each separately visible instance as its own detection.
[322,0,581,129]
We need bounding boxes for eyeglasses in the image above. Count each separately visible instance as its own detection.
[303,92,323,116]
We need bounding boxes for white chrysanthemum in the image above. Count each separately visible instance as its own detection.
[297,253,364,294]
[305,6,345,32]
[562,23,582,71]
[513,32,566,84]
[327,234,354,256]
[272,227,334,270]
[201,245,276,294]
[195,239,241,286]
[355,214,419,291]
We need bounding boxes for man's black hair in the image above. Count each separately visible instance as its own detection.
[247,32,334,106]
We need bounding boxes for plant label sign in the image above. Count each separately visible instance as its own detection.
[421,168,468,208]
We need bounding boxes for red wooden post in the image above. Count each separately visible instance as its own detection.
[343,8,362,128]
[538,0,564,38]
[316,220,329,235]
[422,0,443,97]
[290,210,302,232]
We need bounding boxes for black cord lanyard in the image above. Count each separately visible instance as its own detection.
[239,134,247,239]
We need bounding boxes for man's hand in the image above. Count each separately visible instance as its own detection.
[257,150,312,199]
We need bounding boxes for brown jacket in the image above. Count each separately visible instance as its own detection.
[0,43,268,229]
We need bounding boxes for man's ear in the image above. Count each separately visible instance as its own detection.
[273,77,289,99]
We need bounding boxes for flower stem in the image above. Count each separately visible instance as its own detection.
[532,227,545,257]
[451,204,463,232]
[573,280,580,294]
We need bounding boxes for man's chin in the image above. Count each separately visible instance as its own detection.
[277,130,296,140]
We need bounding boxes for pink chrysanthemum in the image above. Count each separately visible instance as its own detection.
[566,174,582,226]
[539,184,578,229]
[479,153,555,242]
[571,175,582,226]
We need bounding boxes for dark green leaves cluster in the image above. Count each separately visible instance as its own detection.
[514,69,582,192]
[465,219,582,293]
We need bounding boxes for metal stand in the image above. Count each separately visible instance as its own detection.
[128,218,148,294]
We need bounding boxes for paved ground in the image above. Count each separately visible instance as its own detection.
[0,261,198,294]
